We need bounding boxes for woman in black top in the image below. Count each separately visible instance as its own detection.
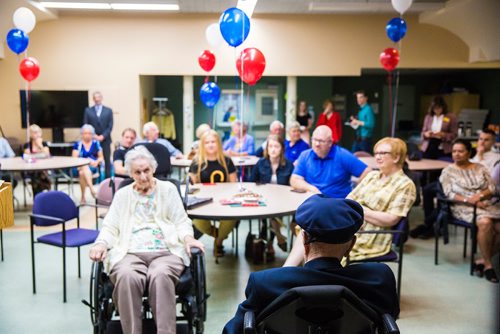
[23,124,51,195]
[189,130,237,256]
[296,100,313,145]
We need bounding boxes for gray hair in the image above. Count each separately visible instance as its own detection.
[124,145,158,174]
[81,124,95,135]
[270,120,284,131]
[231,120,248,131]
[287,121,301,131]
[142,122,158,136]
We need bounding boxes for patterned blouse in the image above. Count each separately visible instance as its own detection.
[347,170,416,261]
[440,163,499,222]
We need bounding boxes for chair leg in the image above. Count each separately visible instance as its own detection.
[434,231,439,266]
[30,224,36,294]
[463,228,468,258]
[397,246,404,303]
[78,247,81,278]
[235,222,239,256]
[63,246,67,303]
[0,229,3,262]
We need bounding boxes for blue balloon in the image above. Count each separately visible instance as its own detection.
[200,82,221,108]
[386,18,407,43]
[6,28,29,54]
[219,7,250,47]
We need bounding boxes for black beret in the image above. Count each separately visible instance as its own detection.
[296,194,364,244]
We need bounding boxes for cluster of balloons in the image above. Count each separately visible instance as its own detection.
[379,0,413,72]
[5,7,40,82]
[198,7,267,108]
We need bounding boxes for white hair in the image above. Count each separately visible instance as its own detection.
[270,120,284,131]
[142,122,158,136]
[124,145,158,174]
[81,124,95,135]
[287,121,301,131]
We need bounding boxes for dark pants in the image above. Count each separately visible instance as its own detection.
[352,137,372,154]
[101,139,111,178]
[423,181,439,228]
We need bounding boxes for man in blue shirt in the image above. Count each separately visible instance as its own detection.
[291,125,370,198]
[350,90,375,153]
[140,122,183,158]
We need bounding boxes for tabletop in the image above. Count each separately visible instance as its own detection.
[171,155,260,168]
[0,156,90,172]
[358,157,451,171]
[186,182,312,220]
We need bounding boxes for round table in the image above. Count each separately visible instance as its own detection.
[0,156,90,172]
[358,157,451,171]
[171,155,260,169]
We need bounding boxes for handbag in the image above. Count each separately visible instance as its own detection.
[245,232,265,264]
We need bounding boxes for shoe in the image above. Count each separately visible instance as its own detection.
[277,241,288,252]
[484,268,499,283]
[213,241,225,257]
[418,228,435,240]
[270,219,287,251]
[473,263,485,278]
[410,224,428,238]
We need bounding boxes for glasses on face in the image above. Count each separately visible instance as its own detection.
[374,151,392,157]
[312,138,332,145]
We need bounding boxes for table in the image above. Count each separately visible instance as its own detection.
[171,155,260,179]
[0,156,90,172]
[187,182,312,258]
[358,157,451,171]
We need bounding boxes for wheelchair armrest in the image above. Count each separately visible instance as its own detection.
[243,311,256,334]
[381,313,400,334]
[190,246,202,256]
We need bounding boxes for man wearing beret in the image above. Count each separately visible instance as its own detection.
[223,195,399,334]
[291,125,371,198]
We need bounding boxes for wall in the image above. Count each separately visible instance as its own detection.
[1,13,499,145]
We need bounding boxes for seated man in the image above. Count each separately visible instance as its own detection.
[140,121,183,158]
[223,120,255,156]
[113,127,137,177]
[255,120,285,157]
[223,195,399,334]
[290,125,370,198]
[89,146,204,334]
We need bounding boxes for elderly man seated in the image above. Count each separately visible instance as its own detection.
[140,121,184,158]
[223,195,399,334]
[89,146,204,334]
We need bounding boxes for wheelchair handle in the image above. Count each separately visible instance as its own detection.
[190,247,202,255]
[382,313,400,334]
[243,311,256,334]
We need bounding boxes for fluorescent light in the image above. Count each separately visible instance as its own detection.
[237,0,258,18]
[110,3,179,11]
[40,2,111,9]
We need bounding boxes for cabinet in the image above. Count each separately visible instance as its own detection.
[420,93,480,117]
[0,182,14,229]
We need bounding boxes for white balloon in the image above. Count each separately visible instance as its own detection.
[13,7,36,34]
[205,23,224,48]
[391,0,413,14]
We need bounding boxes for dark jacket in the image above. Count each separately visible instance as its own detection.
[250,158,293,185]
[83,105,113,143]
[223,258,399,334]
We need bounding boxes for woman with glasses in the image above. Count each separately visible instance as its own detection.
[285,137,416,266]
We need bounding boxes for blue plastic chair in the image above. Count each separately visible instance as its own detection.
[30,191,99,302]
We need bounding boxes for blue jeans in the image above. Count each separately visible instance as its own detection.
[352,137,372,154]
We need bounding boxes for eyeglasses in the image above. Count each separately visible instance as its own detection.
[312,138,332,145]
[374,151,392,157]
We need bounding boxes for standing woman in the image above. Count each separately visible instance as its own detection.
[189,130,238,256]
[296,101,313,144]
[421,96,458,159]
[73,124,104,203]
[439,139,499,283]
[251,135,294,256]
[316,98,342,144]
[23,124,51,195]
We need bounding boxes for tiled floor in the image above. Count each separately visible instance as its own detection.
[0,185,498,334]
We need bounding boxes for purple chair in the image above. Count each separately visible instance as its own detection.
[30,191,99,302]
[346,217,408,303]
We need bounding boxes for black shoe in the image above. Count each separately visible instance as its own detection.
[410,224,429,238]
[418,228,435,240]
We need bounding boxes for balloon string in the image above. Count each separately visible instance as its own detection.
[204,76,209,84]
[392,70,400,137]
[25,81,31,144]
[388,73,393,137]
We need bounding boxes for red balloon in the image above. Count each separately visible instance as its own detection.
[379,47,400,72]
[236,48,266,86]
[19,57,40,82]
[198,50,216,72]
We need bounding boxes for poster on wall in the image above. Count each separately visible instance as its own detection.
[216,89,241,126]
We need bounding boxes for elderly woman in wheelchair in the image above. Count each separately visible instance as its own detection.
[89,146,205,334]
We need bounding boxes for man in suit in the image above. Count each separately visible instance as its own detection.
[223,195,399,334]
[84,91,113,178]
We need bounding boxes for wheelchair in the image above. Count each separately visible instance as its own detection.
[84,247,208,334]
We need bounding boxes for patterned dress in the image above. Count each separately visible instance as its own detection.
[347,170,416,261]
[440,163,500,222]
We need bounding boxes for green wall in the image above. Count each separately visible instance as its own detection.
[155,76,184,148]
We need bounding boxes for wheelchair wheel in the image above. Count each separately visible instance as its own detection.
[192,250,208,334]
[89,262,114,334]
